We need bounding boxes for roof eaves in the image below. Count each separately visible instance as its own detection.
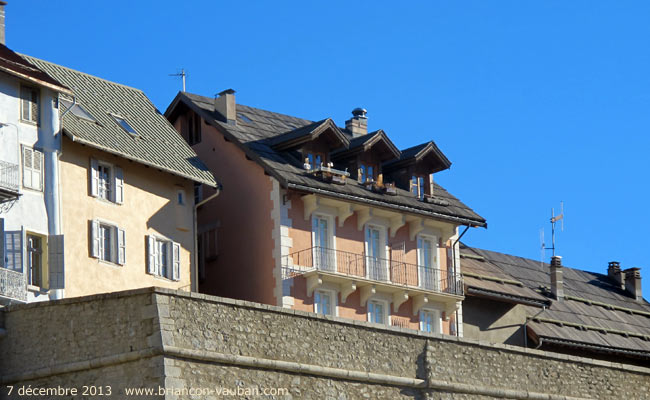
[0,65,72,95]
[64,129,217,187]
[466,287,549,307]
[287,182,487,227]
[534,335,650,360]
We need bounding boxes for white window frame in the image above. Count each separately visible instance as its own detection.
[26,232,45,288]
[367,298,389,325]
[419,308,442,333]
[417,233,439,291]
[90,219,125,266]
[147,234,180,281]
[90,158,124,204]
[364,223,389,281]
[311,212,336,272]
[20,85,39,125]
[21,145,44,191]
[314,288,337,316]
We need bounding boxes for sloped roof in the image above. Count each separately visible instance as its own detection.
[0,44,70,94]
[167,92,486,227]
[268,118,349,151]
[332,129,401,161]
[23,57,216,187]
[384,141,452,173]
[461,244,650,359]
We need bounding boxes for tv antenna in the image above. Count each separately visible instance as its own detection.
[169,68,186,92]
[540,201,564,263]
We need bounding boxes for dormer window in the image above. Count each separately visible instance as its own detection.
[359,164,377,183]
[411,176,425,199]
[306,152,325,170]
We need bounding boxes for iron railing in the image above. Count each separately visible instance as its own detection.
[0,160,19,193]
[0,267,27,302]
[282,246,463,296]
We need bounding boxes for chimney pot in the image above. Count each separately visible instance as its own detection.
[607,261,626,290]
[623,267,643,301]
[214,88,236,125]
[345,107,368,137]
[550,256,563,301]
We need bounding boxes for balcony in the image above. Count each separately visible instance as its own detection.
[0,160,20,203]
[0,267,27,304]
[282,246,463,316]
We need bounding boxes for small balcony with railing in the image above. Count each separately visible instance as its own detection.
[0,267,27,304]
[0,159,20,203]
[282,246,463,316]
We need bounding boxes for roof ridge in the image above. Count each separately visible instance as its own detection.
[20,54,146,94]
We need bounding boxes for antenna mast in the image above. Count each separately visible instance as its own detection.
[542,201,564,258]
[169,69,186,92]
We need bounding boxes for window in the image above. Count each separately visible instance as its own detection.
[90,159,124,203]
[27,234,43,287]
[188,112,201,145]
[306,152,325,170]
[20,85,39,124]
[365,225,388,281]
[90,220,125,265]
[368,299,388,324]
[411,176,425,199]
[312,214,335,271]
[60,99,96,122]
[112,115,137,135]
[147,235,180,281]
[194,183,203,204]
[22,146,43,191]
[314,290,334,316]
[420,309,441,333]
[359,164,376,183]
[417,234,439,290]
[2,223,22,272]
[177,190,185,205]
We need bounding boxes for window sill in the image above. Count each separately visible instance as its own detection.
[27,285,49,294]
[19,120,39,127]
[98,259,123,268]
[92,196,121,206]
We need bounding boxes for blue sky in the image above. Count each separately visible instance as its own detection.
[8,1,650,297]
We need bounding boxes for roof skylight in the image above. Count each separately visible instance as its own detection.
[61,99,96,123]
[112,115,137,135]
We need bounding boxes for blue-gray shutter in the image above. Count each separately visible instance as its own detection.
[48,234,65,289]
[90,220,100,258]
[114,166,124,204]
[147,235,158,275]
[5,229,23,272]
[0,218,4,268]
[90,158,99,197]
[171,242,180,281]
[117,228,126,265]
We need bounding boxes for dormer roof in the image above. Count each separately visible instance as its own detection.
[268,118,349,151]
[332,129,400,162]
[383,141,452,173]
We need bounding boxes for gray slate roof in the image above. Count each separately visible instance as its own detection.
[23,56,216,187]
[461,244,650,358]
[171,92,485,227]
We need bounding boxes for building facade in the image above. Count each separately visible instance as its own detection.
[166,91,486,336]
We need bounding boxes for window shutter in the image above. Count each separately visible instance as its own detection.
[114,166,124,204]
[48,234,65,289]
[90,220,100,258]
[90,158,99,197]
[171,242,181,281]
[117,228,126,265]
[23,147,33,188]
[30,89,39,123]
[21,87,30,120]
[0,218,4,269]
[32,150,43,191]
[147,235,158,275]
[5,229,23,272]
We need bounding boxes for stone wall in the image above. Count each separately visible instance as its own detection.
[1,287,649,399]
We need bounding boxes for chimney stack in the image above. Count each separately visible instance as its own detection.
[550,256,563,301]
[0,2,7,46]
[607,261,625,290]
[345,108,368,137]
[214,89,236,125]
[623,268,643,301]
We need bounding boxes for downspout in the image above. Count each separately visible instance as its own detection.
[451,225,470,337]
[192,183,221,292]
[55,95,74,233]
[524,305,547,348]
[535,337,544,350]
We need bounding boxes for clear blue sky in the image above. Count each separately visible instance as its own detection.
[8,1,650,297]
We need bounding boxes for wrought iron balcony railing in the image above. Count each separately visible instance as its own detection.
[282,246,463,296]
[0,267,27,303]
[0,160,20,194]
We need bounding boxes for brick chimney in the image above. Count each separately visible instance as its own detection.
[623,268,642,301]
[345,108,367,137]
[214,89,236,125]
[550,256,563,301]
[0,2,7,46]
[607,261,625,290]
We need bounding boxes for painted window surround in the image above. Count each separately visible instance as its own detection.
[314,287,338,317]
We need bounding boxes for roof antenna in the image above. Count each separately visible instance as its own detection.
[169,68,186,92]
[541,201,564,261]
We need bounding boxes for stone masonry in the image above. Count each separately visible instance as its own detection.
[1,287,649,399]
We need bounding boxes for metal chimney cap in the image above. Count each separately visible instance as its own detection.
[351,107,367,118]
[217,88,236,97]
